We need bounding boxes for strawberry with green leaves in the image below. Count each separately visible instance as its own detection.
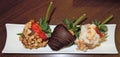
[17,2,53,49]
[48,14,86,51]
[75,15,113,51]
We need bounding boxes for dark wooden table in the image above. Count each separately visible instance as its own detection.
[0,0,120,57]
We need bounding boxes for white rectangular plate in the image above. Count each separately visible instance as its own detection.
[2,24,118,54]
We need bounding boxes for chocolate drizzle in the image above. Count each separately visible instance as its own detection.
[48,24,75,51]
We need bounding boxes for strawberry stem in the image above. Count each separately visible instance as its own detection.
[100,15,113,26]
[45,2,53,23]
[73,14,86,27]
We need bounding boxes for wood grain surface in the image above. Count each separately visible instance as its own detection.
[0,0,120,57]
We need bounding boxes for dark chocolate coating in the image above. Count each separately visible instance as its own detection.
[48,24,75,51]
